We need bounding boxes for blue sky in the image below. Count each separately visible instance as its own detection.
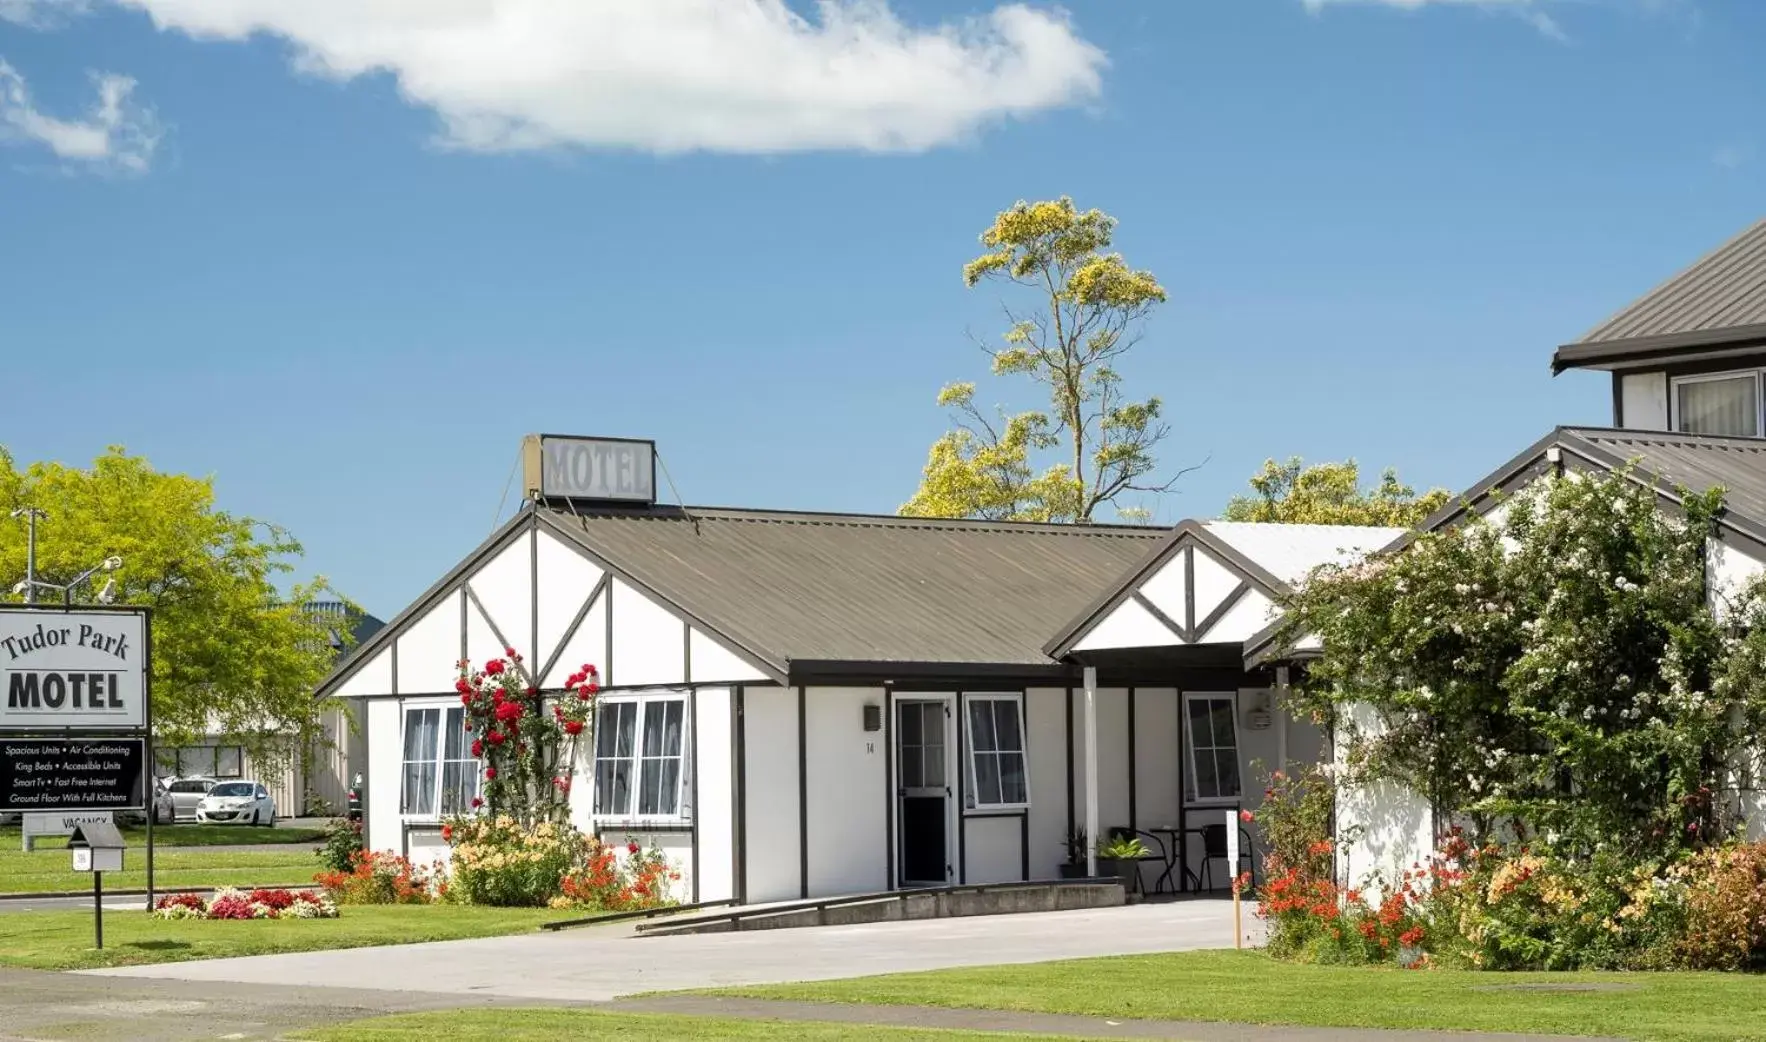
[1,0,1761,619]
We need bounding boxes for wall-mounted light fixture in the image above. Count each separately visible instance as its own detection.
[862,704,882,732]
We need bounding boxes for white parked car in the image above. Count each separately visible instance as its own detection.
[195,780,276,826]
[164,777,217,822]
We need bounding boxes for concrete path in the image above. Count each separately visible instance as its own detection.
[87,900,1249,1001]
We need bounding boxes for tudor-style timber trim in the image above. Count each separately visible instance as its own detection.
[1045,521,1291,658]
[1242,425,1766,668]
[536,511,785,684]
[320,506,783,700]
[319,511,534,700]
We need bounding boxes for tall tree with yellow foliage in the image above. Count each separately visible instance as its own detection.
[901,198,1185,524]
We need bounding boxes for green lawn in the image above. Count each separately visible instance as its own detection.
[0,844,319,894]
[712,950,1766,1042]
[295,1009,1096,1042]
[0,823,328,847]
[0,905,574,970]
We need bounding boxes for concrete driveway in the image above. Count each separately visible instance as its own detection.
[87,899,1252,1001]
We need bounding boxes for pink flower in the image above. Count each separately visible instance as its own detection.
[1240,810,1254,824]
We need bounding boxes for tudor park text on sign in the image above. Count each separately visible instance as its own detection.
[0,609,145,730]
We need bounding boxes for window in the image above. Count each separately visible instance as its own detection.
[170,745,243,779]
[1674,372,1761,437]
[594,696,688,819]
[401,705,479,818]
[965,694,1028,810]
[1185,693,1241,803]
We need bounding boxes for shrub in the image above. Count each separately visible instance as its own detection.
[1668,840,1766,970]
[445,815,581,907]
[555,838,681,912]
[315,850,437,905]
[316,817,365,875]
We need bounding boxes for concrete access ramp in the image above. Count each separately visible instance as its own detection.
[634,879,1127,937]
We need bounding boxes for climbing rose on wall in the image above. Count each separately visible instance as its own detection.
[454,649,599,826]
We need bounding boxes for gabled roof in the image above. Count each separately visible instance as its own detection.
[539,504,1167,677]
[1242,425,1766,666]
[1045,519,1401,659]
[1553,219,1766,373]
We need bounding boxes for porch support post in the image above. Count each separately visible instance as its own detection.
[1084,666,1098,879]
[1275,666,1291,774]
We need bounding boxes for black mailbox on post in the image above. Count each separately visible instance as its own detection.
[68,821,126,873]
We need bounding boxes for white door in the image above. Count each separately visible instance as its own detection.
[896,697,955,886]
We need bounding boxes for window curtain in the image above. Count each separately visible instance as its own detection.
[1678,376,1758,437]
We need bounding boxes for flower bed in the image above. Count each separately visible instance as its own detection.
[315,850,440,905]
[153,887,337,921]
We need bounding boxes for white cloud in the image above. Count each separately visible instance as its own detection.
[1300,0,1567,39]
[1713,143,1751,171]
[99,0,1105,155]
[0,0,88,29]
[0,59,159,172]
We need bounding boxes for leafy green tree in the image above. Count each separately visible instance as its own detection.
[1223,457,1449,528]
[0,446,349,757]
[1276,470,1766,859]
[902,197,1182,523]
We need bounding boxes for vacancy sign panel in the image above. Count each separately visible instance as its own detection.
[0,609,147,730]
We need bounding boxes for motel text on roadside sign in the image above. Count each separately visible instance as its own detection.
[0,609,146,730]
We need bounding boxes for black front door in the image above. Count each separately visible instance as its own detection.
[897,699,949,885]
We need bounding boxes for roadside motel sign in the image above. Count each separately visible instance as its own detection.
[0,608,146,730]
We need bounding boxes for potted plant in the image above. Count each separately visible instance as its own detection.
[1058,828,1089,879]
[1095,834,1149,891]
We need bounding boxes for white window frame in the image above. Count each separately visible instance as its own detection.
[591,691,691,825]
[399,703,480,821]
[1669,369,1764,437]
[1184,692,1242,806]
[962,692,1030,813]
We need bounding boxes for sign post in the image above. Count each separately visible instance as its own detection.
[1227,808,1242,949]
[67,821,124,950]
[0,605,151,930]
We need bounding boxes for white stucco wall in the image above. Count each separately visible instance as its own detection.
[963,813,1022,884]
[1070,688,1132,842]
[1335,703,1434,897]
[804,686,888,896]
[364,697,402,855]
[1024,686,1070,880]
[1620,371,1669,430]
[741,685,802,903]
[610,578,687,688]
[693,686,735,903]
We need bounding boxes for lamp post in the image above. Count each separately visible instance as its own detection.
[9,508,46,605]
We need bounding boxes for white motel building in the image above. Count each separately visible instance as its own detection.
[321,219,1766,902]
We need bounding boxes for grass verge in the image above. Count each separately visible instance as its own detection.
[0,824,329,848]
[709,949,1766,1042]
[294,1009,1098,1042]
[0,905,574,970]
[0,846,318,895]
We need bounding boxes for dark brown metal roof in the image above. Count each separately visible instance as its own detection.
[539,505,1166,677]
[1565,428,1766,539]
[1554,219,1766,373]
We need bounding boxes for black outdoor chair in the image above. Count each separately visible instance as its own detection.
[1197,822,1257,892]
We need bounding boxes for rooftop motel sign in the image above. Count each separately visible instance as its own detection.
[0,609,146,730]
[523,434,657,505]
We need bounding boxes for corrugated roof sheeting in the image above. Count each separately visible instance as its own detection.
[1202,522,1405,586]
[1572,219,1766,347]
[544,507,1167,668]
[1572,428,1766,525]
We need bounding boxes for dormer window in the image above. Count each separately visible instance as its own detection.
[1672,371,1762,438]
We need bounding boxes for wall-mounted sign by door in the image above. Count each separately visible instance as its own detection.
[0,608,146,730]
